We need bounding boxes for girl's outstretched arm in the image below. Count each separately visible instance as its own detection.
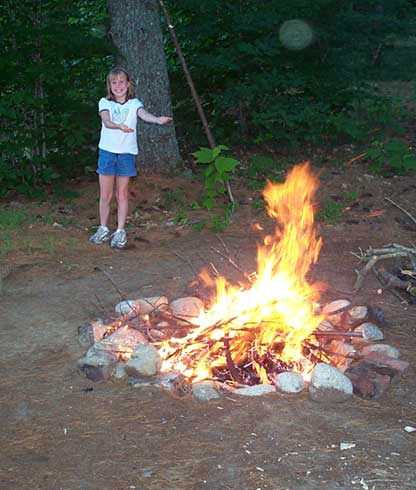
[138,108,172,125]
[100,110,134,132]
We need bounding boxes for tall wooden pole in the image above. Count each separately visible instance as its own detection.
[158,0,234,204]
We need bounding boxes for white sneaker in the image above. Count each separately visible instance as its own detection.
[89,226,110,243]
[110,229,127,249]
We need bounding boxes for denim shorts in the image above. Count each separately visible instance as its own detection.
[97,149,137,177]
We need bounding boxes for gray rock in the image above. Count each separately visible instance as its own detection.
[322,299,351,314]
[115,296,169,317]
[113,362,127,379]
[234,384,276,397]
[115,300,140,317]
[345,306,368,327]
[125,344,162,377]
[360,343,400,359]
[192,381,222,401]
[170,297,204,324]
[78,319,107,347]
[133,296,169,315]
[274,372,305,394]
[322,300,351,327]
[100,327,147,354]
[353,323,384,343]
[78,348,118,382]
[309,363,353,403]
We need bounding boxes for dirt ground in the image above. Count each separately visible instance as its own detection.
[1,163,416,490]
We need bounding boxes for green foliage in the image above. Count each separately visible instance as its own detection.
[173,209,188,225]
[343,190,359,202]
[192,221,206,232]
[317,191,360,224]
[366,139,416,176]
[251,199,266,211]
[2,0,416,196]
[0,234,13,257]
[208,204,235,233]
[167,0,415,147]
[41,236,57,256]
[160,188,186,209]
[0,208,28,229]
[192,145,240,210]
[317,199,344,224]
[0,0,112,195]
[247,155,276,179]
[52,185,81,203]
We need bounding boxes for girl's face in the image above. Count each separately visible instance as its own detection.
[110,74,130,102]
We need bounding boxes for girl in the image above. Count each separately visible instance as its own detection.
[89,67,172,249]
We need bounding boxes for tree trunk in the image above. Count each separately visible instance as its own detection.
[107,0,181,172]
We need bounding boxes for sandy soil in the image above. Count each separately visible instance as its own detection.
[1,165,415,490]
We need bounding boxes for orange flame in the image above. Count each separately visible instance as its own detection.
[160,163,326,382]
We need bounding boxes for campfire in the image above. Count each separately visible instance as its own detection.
[78,163,409,401]
[158,163,326,384]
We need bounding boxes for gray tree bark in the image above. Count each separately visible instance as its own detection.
[107,0,181,172]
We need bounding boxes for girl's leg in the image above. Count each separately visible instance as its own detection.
[115,176,130,230]
[99,175,115,227]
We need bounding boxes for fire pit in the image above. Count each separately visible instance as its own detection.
[78,163,409,402]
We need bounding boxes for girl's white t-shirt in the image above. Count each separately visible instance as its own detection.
[98,97,144,155]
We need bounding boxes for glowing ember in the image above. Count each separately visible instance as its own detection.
[160,163,327,383]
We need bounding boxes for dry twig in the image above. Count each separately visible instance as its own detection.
[94,266,127,301]
[385,196,416,226]
[210,246,253,282]
[172,251,199,276]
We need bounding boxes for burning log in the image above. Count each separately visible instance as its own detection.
[223,336,244,383]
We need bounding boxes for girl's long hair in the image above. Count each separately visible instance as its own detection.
[106,67,135,102]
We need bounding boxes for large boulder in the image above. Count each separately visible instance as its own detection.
[309,363,353,403]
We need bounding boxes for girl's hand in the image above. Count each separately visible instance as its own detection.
[119,123,134,133]
[158,116,173,125]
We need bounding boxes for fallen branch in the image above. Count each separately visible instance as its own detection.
[95,266,127,301]
[346,152,367,167]
[373,268,408,305]
[385,197,416,226]
[352,243,416,291]
[378,267,416,297]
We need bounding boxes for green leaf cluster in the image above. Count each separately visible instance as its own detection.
[192,145,240,210]
[366,139,416,176]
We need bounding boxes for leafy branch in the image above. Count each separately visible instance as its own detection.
[193,145,240,211]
